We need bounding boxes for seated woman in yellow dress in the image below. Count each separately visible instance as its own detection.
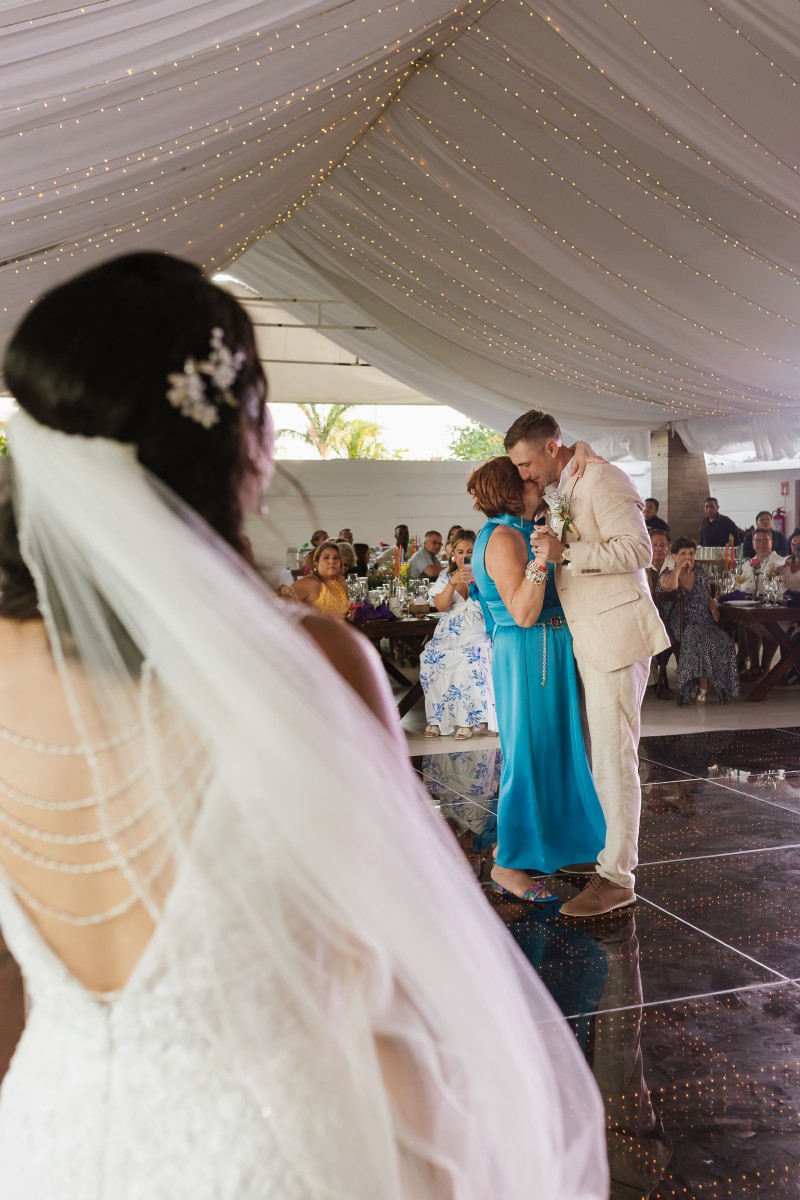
[292,539,351,621]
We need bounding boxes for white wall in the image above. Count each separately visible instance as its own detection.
[706,465,800,534]
[246,459,482,571]
[246,458,800,572]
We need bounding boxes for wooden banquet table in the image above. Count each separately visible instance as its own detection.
[355,614,441,716]
[718,601,800,701]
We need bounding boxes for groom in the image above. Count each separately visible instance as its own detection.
[505,410,669,917]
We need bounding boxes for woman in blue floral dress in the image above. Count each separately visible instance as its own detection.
[420,530,497,739]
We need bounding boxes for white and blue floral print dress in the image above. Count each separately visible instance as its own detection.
[419,574,497,734]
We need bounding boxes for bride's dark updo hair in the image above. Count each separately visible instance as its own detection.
[1,252,268,618]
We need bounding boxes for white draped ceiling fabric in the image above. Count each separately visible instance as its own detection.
[3,1,800,458]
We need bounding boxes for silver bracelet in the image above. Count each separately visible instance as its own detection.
[525,559,548,586]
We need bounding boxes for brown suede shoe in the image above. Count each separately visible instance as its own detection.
[557,862,597,876]
[559,873,636,918]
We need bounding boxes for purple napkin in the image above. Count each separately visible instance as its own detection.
[352,602,396,623]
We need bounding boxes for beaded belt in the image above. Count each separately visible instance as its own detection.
[532,616,564,686]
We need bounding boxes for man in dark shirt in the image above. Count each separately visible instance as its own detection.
[699,498,742,547]
[644,498,669,534]
[742,511,791,558]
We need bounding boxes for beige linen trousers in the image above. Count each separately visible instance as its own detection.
[554,465,670,889]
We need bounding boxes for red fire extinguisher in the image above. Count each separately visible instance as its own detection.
[772,506,786,534]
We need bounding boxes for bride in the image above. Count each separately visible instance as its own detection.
[0,252,607,1198]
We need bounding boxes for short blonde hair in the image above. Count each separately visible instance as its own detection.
[336,540,357,572]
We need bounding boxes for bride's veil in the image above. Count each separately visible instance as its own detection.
[6,406,607,1197]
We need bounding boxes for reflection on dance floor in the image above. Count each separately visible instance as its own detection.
[414,726,800,1199]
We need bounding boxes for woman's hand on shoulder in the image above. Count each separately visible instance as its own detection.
[568,440,608,478]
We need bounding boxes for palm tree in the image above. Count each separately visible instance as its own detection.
[334,418,388,459]
[277,404,403,460]
[279,403,355,459]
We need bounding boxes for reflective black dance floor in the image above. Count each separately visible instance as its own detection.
[413,726,800,1199]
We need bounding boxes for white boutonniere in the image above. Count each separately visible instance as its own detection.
[544,491,580,540]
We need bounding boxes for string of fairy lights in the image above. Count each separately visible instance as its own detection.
[280,106,796,417]
[454,24,800,284]
[324,145,795,409]
[1,1,490,302]
[389,66,800,338]
[3,0,800,425]
[260,5,800,418]
[291,195,789,418]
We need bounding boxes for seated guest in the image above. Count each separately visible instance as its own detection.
[644,498,669,533]
[699,498,742,547]
[647,527,674,692]
[646,529,673,596]
[292,540,350,621]
[338,527,354,544]
[740,529,788,676]
[336,540,358,576]
[420,529,496,740]
[373,523,410,567]
[301,528,329,575]
[740,529,787,593]
[742,512,790,558]
[352,542,370,577]
[781,530,800,591]
[658,537,739,705]
[443,524,463,560]
[408,530,444,580]
[782,532,800,686]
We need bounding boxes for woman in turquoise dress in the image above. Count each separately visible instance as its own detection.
[468,456,605,904]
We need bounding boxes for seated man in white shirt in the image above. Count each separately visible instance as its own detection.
[408,530,444,580]
[740,528,788,678]
[740,529,787,594]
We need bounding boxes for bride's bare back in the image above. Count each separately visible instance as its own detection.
[0,618,199,993]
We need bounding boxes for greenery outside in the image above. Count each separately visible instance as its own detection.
[447,419,504,461]
[277,404,406,460]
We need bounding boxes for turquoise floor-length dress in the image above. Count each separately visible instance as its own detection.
[472,513,605,872]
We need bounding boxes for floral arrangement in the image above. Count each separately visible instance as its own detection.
[547,493,580,539]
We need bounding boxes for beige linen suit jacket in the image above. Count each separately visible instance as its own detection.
[554,464,669,673]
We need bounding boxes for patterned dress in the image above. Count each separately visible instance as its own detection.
[419,574,497,735]
[658,564,739,704]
